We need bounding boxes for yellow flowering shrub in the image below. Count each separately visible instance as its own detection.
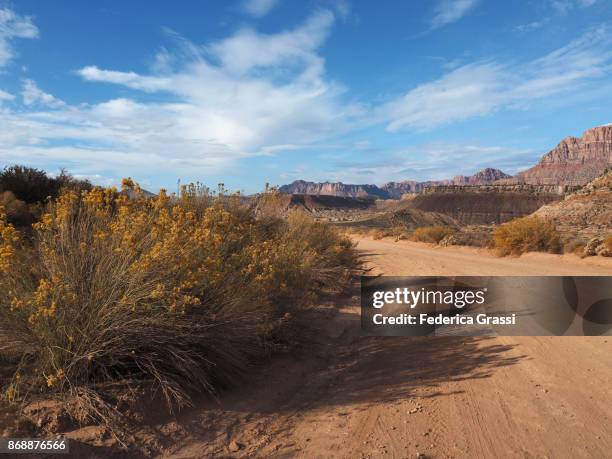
[0,205,21,273]
[0,182,357,411]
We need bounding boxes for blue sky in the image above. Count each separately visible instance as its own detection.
[0,0,611,193]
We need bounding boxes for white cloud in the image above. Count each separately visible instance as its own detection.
[514,19,550,33]
[431,0,480,29]
[550,0,598,13]
[0,89,14,101]
[21,79,65,108]
[208,9,334,76]
[77,66,171,92]
[322,142,539,185]
[385,63,504,131]
[384,26,612,131]
[0,7,38,68]
[2,6,611,189]
[72,9,362,158]
[0,10,366,184]
[242,0,280,18]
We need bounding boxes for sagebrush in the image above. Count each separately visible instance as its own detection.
[491,216,561,256]
[410,226,455,244]
[605,234,612,252]
[0,180,357,417]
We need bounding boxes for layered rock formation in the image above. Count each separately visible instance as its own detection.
[278,180,388,199]
[380,180,446,198]
[408,187,564,225]
[334,205,458,231]
[251,193,379,222]
[280,126,611,198]
[453,167,511,185]
[513,125,612,185]
[281,168,512,200]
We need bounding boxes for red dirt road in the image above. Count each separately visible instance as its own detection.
[162,237,612,458]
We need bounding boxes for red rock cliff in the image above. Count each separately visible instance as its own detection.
[514,125,612,185]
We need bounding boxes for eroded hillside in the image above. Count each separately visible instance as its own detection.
[533,170,612,239]
[405,185,567,224]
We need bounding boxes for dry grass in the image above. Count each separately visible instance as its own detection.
[605,234,612,253]
[491,216,561,256]
[410,226,455,244]
[564,239,587,257]
[0,180,358,424]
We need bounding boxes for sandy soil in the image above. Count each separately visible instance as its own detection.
[147,237,612,458]
[353,235,612,276]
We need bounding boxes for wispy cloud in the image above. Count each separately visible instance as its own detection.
[551,0,598,14]
[0,89,14,101]
[515,1,598,33]
[21,79,65,108]
[1,4,610,189]
[431,0,480,29]
[514,18,550,33]
[0,7,38,68]
[242,0,280,18]
[1,9,366,184]
[77,66,171,92]
[319,142,538,185]
[384,26,612,131]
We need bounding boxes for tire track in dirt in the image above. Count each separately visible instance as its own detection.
[160,236,611,458]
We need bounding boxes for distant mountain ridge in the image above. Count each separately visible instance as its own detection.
[279,125,612,198]
[279,168,511,199]
[454,167,512,185]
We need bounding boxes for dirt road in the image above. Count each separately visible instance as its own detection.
[162,237,612,459]
[354,235,612,276]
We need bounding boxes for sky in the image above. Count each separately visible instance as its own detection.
[0,0,611,193]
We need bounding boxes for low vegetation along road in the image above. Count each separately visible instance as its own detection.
[164,237,612,459]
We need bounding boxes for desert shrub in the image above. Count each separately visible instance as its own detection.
[367,226,408,241]
[0,191,34,228]
[0,165,91,205]
[410,226,455,244]
[440,227,492,248]
[605,234,612,252]
[282,211,357,295]
[564,239,587,257]
[0,182,357,417]
[491,216,561,256]
[0,165,59,204]
[583,235,612,257]
[54,169,93,195]
[372,229,387,240]
[254,184,288,221]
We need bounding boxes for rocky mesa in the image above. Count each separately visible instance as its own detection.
[513,125,612,186]
[279,125,612,196]
[278,180,388,199]
[280,168,511,199]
